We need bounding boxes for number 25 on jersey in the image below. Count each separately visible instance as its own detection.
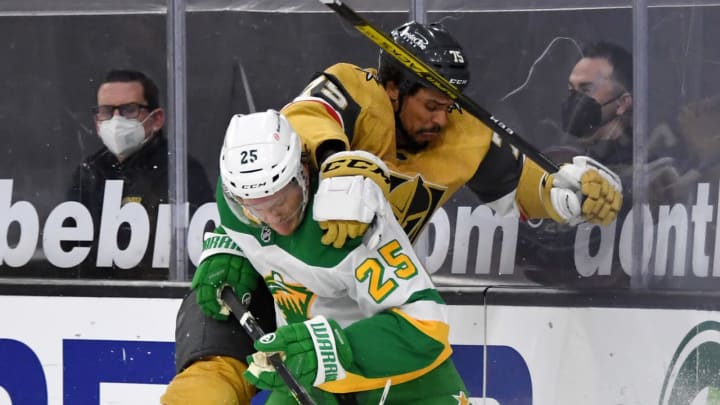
[355,239,418,303]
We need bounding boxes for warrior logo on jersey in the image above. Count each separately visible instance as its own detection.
[388,173,446,242]
[265,271,316,324]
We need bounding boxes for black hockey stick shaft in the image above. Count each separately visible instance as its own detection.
[220,287,317,405]
[318,0,560,173]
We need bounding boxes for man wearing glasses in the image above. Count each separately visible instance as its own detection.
[66,69,214,279]
[92,71,164,162]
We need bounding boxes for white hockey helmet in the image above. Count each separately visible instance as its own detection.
[219,110,308,207]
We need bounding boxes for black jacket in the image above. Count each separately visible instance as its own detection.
[66,133,215,279]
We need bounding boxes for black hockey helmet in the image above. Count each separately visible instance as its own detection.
[377,21,470,94]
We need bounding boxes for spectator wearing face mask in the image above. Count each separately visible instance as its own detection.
[515,41,634,286]
[559,41,634,168]
[559,41,688,209]
[66,69,214,279]
[518,41,690,286]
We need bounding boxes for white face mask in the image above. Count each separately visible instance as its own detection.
[98,114,153,160]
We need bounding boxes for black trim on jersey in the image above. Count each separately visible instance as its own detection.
[307,71,361,144]
[465,133,523,203]
[316,140,347,166]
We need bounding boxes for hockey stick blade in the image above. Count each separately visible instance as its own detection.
[318,0,560,173]
[220,287,317,405]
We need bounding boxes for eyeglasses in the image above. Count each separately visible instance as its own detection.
[92,103,150,121]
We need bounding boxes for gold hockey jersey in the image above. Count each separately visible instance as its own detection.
[282,62,551,242]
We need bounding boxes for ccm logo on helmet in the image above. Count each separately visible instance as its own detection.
[241,182,267,189]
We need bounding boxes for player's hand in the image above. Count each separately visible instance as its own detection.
[191,253,259,321]
[313,151,391,248]
[318,217,370,249]
[244,316,354,391]
[542,156,623,226]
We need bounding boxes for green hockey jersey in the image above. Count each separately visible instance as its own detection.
[203,180,469,404]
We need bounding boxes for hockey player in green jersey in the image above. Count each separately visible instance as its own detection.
[169,109,469,405]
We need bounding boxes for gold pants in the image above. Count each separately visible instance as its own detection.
[161,356,257,405]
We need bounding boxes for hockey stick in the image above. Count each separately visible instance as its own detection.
[220,287,317,405]
[318,0,560,173]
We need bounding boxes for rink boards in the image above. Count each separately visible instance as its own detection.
[0,290,718,405]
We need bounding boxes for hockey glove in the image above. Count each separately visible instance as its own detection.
[191,251,259,321]
[542,156,623,226]
[313,151,391,248]
[244,316,353,391]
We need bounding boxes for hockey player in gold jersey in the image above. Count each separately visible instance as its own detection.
[282,21,623,249]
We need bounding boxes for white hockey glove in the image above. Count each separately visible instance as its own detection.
[541,156,623,226]
[313,151,391,248]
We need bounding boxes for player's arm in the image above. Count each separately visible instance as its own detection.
[190,179,262,321]
[282,67,364,169]
[516,158,559,219]
[467,130,623,225]
[281,93,348,170]
[284,67,392,248]
[464,130,525,217]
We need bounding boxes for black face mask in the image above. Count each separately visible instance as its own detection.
[561,89,620,137]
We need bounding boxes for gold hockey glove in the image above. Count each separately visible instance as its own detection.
[313,151,391,248]
[541,156,623,226]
